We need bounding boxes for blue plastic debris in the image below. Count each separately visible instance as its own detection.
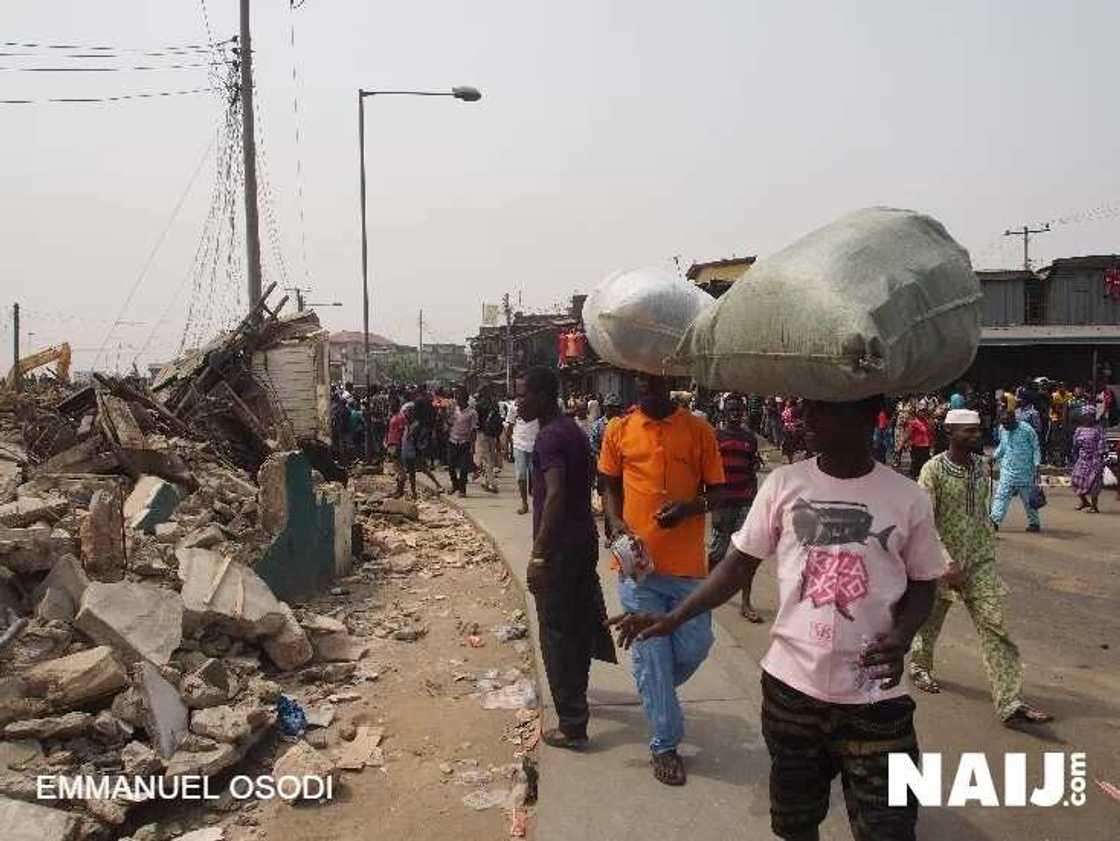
[277,694,308,736]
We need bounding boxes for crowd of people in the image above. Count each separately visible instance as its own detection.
[326,369,1115,838]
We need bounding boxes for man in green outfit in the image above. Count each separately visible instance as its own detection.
[909,408,1052,727]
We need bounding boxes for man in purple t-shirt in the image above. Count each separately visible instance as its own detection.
[519,366,616,749]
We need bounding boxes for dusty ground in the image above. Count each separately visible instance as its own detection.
[124,474,539,841]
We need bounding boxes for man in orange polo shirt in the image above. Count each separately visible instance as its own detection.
[599,373,725,786]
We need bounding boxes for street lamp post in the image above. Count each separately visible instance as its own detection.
[357,85,481,460]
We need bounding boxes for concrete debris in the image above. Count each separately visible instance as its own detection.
[3,710,92,740]
[377,498,419,520]
[153,522,181,544]
[336,725,384,771]
[124,476,181,534]
[259,603,313,671]
[32,553,89,622]
[461,788,513,811]
[133,661,190,759]
[178,525,224,551]
[0,526,78,574]
[173,830,225,841]
[179,658,231,709]
[75,581,184,666]
[189,705,253,744]
[0,794,88,841]
[272,740,336,796]
[91,709,132,744]
[120,740,164,775]
[304,703,335,729]
[110,687,144,729]
[0,494,69,528]
[493,623,529,643]
[79,487,125,580]
[176,549,285,639]
[310,631,372,663]
[480,679,539,711]
[22,646,127,711]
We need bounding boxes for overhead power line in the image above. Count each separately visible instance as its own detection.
[0,86,219,105]
[0,61,231,72]
[1,39,233,52]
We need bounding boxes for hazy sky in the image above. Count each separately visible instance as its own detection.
[4,0,1119,372]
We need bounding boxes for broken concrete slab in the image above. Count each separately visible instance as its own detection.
[110,687,144,728]
[153,521,181,544]
[22,646,127,711]
[178,524,224,550]
[33,553,90,622]
[189,705,252,744]
[260,602,313,671]
[120,740,164,775]
[299,613,348,635]
[75,581,183,666]
[336,725,384,771]
[163,742,237,778]
[0,526,79,574]
[133,661,189,759]
[2,711,92,740]
[0,739,42,771]
[175,548,285,639]
[310,632,372,663]
[123,475,181,534]
[173,829,225,841]
[0,794,86,841]
[0,677,49,728]
[0,495,69,529]
[272,739,336,789]
[99,393,147,449]
[91,709,132,744]
[79,487,125,581]
[378,498,419,520]
[179,658,230,709]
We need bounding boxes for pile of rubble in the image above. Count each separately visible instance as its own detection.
[0,369,358,839]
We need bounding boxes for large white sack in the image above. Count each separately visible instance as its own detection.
[582,266,714,376]
[673,207,982,400]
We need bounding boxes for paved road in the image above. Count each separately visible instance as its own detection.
[447,465,1118,841]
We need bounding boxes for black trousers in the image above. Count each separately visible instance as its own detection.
[447,441,471,492]
[910,446,931,479]
[533,546,615,739]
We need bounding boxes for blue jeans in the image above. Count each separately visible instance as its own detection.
[990,480,1040,528]
[618,573,714,755]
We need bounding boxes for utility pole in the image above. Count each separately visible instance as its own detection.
[239,0,263,314]
[417,309,423,368]
[502,292,512,396]
[11,303,20,392]
[1003,223,1050,271]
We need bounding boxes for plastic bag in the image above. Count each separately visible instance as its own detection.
[1029,483,1048,510]
[673,208,983,400]
[583,266,714,376]
[276,694,308,736]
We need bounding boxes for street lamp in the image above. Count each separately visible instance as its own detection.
[357,84,481,458]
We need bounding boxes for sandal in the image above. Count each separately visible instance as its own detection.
[650,750,687,786]
[739,605,764,624]
[1003,703,1053,726]
[541,728,587,751]
[909,667,941,694]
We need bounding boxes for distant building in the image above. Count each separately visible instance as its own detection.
[970,256,1120,387]
[685,256,756,298]
[327,330,412,385]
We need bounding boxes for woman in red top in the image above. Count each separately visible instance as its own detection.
[907,410,933,479]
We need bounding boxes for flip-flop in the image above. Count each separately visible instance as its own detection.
[1003,704,1053,726]
[909,667,941,693]
[740,606,764,623]
[541,729,587,751]
[651,751,686,786]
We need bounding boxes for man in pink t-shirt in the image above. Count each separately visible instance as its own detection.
[611,395,945,841]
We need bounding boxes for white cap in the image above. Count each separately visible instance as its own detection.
[944,409,980,426]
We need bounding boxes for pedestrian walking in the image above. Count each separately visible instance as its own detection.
[611,394,945,840]
[599,372,725,786]
[990,409,1042,532]
[907,409,933,479]
[520,367,617,749]
[446,388,477,497]
[504,398,539,515]
[709,394,765,622]
[474,385,503,494]
[909,409,1052,726]
[1070,410,1106,513]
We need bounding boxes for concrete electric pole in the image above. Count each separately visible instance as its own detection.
[239,0,263,314]
[503,292,512,396]
[1003,223,1051,271]
[11,303,20,392]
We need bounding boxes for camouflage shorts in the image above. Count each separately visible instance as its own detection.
[761,672,920,841]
